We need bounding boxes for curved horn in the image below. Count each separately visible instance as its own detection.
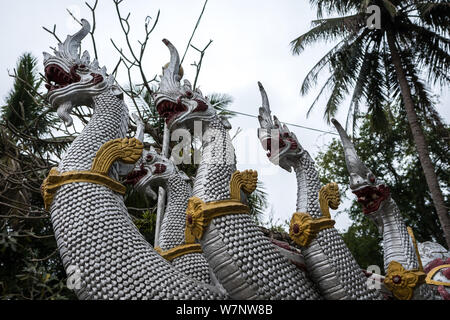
[160,39,181,92]
[331,118,374,188]
[257,82,274,130]
[61,19,91,60]
[258,82,270,113]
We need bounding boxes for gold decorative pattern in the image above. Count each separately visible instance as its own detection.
[289,212,336,247]
[185,196,250,243]
[425,264,450,287]
[154,243,203,262]
[183,170,258,243]
[91,138,144,174]
[229,170,258,201]
[407,227,424,272]
[384,261,426,300]
[318,182,340,219]
[185,197,209,243]
[42,138,143,210]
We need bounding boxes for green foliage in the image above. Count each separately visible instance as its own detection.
[316,102,449,268]
[123,185,158,245]
[208,93,235,119]
[247,181,268,224]
[0,53,77,300]
[7,249,75,300]
[292,0,450,131]
[2,53,57,145]
[341,214,384,272]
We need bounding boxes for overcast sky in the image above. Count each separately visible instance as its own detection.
[1,0,449,231]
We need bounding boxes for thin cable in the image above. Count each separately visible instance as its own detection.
[227,109,338,136]
[133,103,338,135]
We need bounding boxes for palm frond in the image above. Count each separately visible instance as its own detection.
[290,14,364,55]
[415,1,450,33]
[208,92,235,118]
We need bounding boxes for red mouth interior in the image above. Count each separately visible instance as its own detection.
[353,185,390,214]
[125,164,148,185]
[157,100,187,124]
[44,64,80,91]
[156,99,208,124]
[262,138,286,158]
[153,163,166,174]
[193,99,208,112]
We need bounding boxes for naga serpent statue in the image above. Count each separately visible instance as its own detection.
[153,39,323,300]
[41,20,225,300]
[127,135,312,285]
[125,144,224,288]
[332,118,449,300]
[256,83,381,300]
[40,19,447,300]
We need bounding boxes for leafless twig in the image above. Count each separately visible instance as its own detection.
[42,24,62,44]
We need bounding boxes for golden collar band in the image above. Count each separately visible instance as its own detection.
[289,212,335,247]
[289,182,340,247]
[384,261,426,300]
[184,170,258,243]
[154,243,203,262]
[185,197,250,243]
[42,137,143,210]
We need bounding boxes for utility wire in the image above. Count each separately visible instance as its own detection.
[128,95,338,136]
[226,109,338,136]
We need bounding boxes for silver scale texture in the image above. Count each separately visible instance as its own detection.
[332,118,436,299]
[158,172,213,284]
[51,90,224,299]
[193,117,322,299]
[294,152,381,300]
[369,198,434,299]
[377,199,419,272]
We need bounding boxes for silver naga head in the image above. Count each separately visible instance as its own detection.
[331,118,390,214]
[257,82,303,172]
[154,39,216,130]
[125,148,189,200]
[43,19,111,126]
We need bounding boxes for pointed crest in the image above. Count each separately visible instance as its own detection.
[160,39,182,92]
[257,82,274,130]
[56,19,90,62]
[331,118,375,188]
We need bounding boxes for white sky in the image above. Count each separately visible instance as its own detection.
[1,0,449,231]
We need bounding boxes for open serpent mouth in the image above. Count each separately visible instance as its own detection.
[156,98,208,124]
[44,64,80,91]
[153,163,166,174]
[353,185,390,214]
[157,100,187,124]
[262,138,286,158]
[125,164,148,185]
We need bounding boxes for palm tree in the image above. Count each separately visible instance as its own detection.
[290,0,450,247]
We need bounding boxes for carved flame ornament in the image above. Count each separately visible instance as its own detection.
[184,170,258,243]
[42,138,143,210]
[289,182,339,247]
[319,182,340,218]
[384,261,426,300]
[229,170,258,201]
[289,212,336,247]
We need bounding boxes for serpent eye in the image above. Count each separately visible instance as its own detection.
[146,154,153,162]
[185,90,193,98]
